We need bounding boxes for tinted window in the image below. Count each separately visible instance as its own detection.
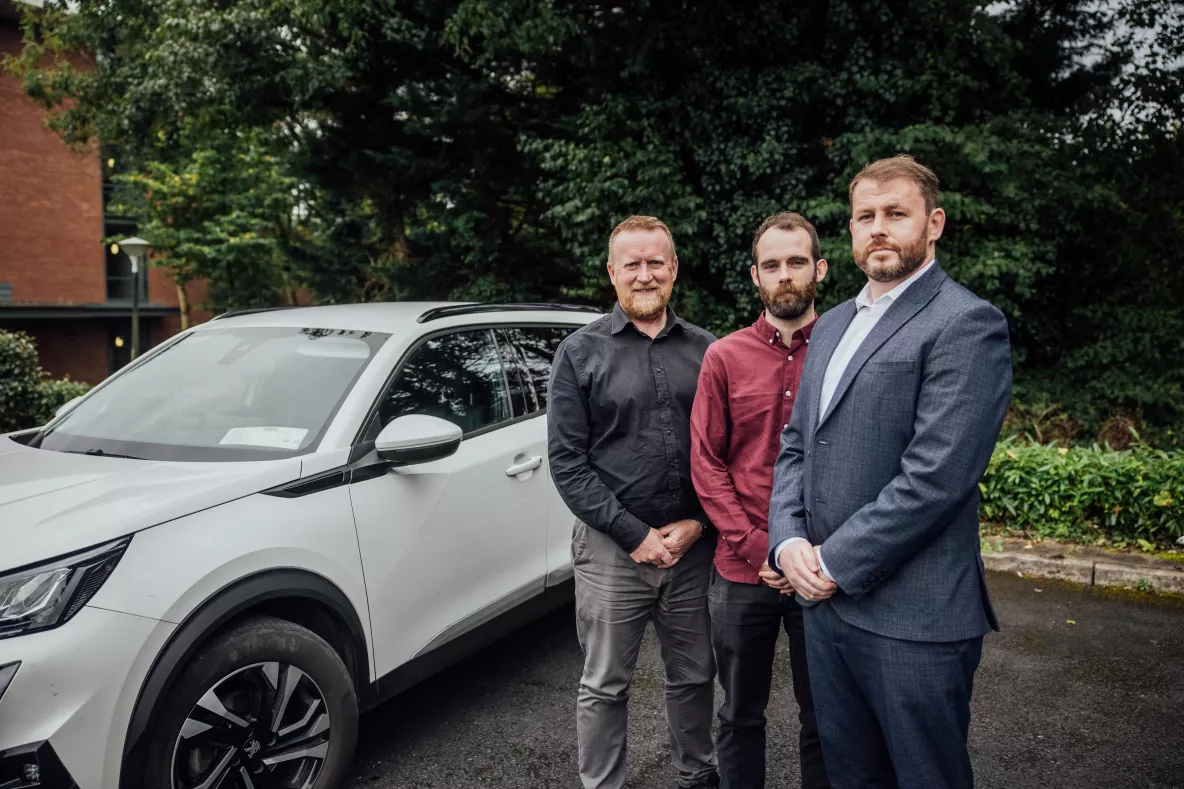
[502,326,576,413]
[380,329,512,435]
[494,330,533,419]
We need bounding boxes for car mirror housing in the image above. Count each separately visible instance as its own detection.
[374,415,463,466]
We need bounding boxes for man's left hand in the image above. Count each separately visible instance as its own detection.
[659,519,703,559]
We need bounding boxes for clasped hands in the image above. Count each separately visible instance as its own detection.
[629,519,703,568]
[760,541,837,601]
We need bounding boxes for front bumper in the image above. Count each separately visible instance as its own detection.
[0,741,74,789]
[0,606,173,789]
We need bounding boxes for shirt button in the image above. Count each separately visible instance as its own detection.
[783,423,789,428]
[785,391,792,397]
[788,355,793,361]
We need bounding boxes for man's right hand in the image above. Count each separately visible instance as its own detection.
[630,527,677,568]
[776,540,837,601]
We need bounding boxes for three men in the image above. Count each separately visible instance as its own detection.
[770,155,1011,788]
[551,154,1010,789]
[690,212,830,789]
[547,215,720,789]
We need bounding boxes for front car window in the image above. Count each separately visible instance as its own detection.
[379,329,512,435]
[35,327,388,462]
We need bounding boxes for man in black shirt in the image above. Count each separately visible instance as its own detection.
[548,215,719,789]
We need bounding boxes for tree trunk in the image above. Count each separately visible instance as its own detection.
[176,282,191,330]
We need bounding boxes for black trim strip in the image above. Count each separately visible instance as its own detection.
[262,467,350,498]
[417,303,600,323]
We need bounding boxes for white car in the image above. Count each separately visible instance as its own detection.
[0,302,597,789]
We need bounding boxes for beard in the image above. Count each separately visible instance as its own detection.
[760,276,816,321]
[618,282,672,322]
[855,229,930,283]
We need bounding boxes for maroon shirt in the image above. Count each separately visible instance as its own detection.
[690,312,816,584]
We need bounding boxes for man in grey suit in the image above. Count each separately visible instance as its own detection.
[765,155,1011,789]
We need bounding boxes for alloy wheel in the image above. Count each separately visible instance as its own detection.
[171,661,332,789]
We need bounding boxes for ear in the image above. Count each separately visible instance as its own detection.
[669,255,679,282]
[928,207,946,244]
[606,258,617,286]
[750,264,760,289]
[815,258,828,284]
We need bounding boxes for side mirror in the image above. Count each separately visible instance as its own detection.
[375,415,463,466]
[55,396,84,419]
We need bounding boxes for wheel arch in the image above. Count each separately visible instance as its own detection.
[119,568,372,789]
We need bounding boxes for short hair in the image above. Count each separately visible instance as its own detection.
[848,154,940,215]
[608,215,677,262]
[750,211,821,266]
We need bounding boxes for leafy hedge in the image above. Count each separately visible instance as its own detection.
[980,441,1184,551]
[0,330,93,433]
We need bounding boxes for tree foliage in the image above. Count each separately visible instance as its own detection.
[5,0,1183,439]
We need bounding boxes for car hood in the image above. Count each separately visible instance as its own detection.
[0,435,303,573]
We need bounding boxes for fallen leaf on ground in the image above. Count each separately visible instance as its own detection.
[1066,619,1077,625]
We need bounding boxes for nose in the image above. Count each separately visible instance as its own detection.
[636,263,655,283]
[870,212,888,237]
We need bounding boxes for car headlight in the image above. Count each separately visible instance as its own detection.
[0,538,130,640]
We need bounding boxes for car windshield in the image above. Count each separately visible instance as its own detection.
[35,326,389,462]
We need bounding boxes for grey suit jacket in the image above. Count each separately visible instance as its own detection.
[768,262,1011,642]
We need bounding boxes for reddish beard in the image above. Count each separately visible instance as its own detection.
[618,282,672,321]
[855,229,930,282]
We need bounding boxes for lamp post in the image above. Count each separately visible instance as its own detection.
[119,237,150,360]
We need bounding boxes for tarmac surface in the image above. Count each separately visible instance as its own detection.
[347,571,1184,789]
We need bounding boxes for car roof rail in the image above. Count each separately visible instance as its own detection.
[210,306,302,321]
[417,302,603,323]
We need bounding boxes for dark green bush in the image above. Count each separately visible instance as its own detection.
[0,329,93,433]
[0,330,43,433]
[980,440,1184,551]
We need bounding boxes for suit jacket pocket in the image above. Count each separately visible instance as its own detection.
[863,360,915,374]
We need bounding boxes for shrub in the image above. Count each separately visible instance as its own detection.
[980,440,1184,551]
[0,330,42,433]
[35,377,93,425]
[0,329,93,432]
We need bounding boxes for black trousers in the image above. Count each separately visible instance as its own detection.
[708,568,830,789]
[803,600,983,789]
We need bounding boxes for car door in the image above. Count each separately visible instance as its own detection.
[349,327,548,678]
[498,325,581,588]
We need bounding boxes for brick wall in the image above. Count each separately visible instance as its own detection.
[0,24,105,305]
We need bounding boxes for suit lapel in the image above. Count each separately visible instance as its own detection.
[806,301,857,439]
[815,264,947,431]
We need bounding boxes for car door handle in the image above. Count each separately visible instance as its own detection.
[505,456,543,477]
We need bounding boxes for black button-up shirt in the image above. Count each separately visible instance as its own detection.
[547,303,716,552]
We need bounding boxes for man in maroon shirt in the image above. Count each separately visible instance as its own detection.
[691,212,830,789]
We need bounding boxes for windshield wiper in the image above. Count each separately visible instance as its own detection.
[64,448,147,460]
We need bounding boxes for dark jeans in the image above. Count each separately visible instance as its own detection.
[803,600,983,789]
[708,569,829,789]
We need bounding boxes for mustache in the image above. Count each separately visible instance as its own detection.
[865,241,900,256]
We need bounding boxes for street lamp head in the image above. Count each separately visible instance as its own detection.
[119,237,151,258]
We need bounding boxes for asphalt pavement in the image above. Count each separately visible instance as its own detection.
[347,572,1184,789]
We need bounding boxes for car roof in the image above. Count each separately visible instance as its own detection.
[193,302,602,335]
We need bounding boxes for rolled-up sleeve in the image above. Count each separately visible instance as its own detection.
[546,344,651,553]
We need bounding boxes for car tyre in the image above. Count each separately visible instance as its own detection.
[141,615,358,789]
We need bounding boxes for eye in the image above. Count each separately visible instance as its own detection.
[857,213,872,222]
[624,261,640,270]
[889,211,905,218]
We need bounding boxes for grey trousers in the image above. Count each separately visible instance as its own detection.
[572,520,718,789]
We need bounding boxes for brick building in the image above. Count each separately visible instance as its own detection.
[0,0,201,385]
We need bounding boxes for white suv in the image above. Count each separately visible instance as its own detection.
[0,302,597,789]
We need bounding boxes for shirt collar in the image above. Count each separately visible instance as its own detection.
[755,310,817,347]
[854,258,936,310]
[611,301,684,337]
